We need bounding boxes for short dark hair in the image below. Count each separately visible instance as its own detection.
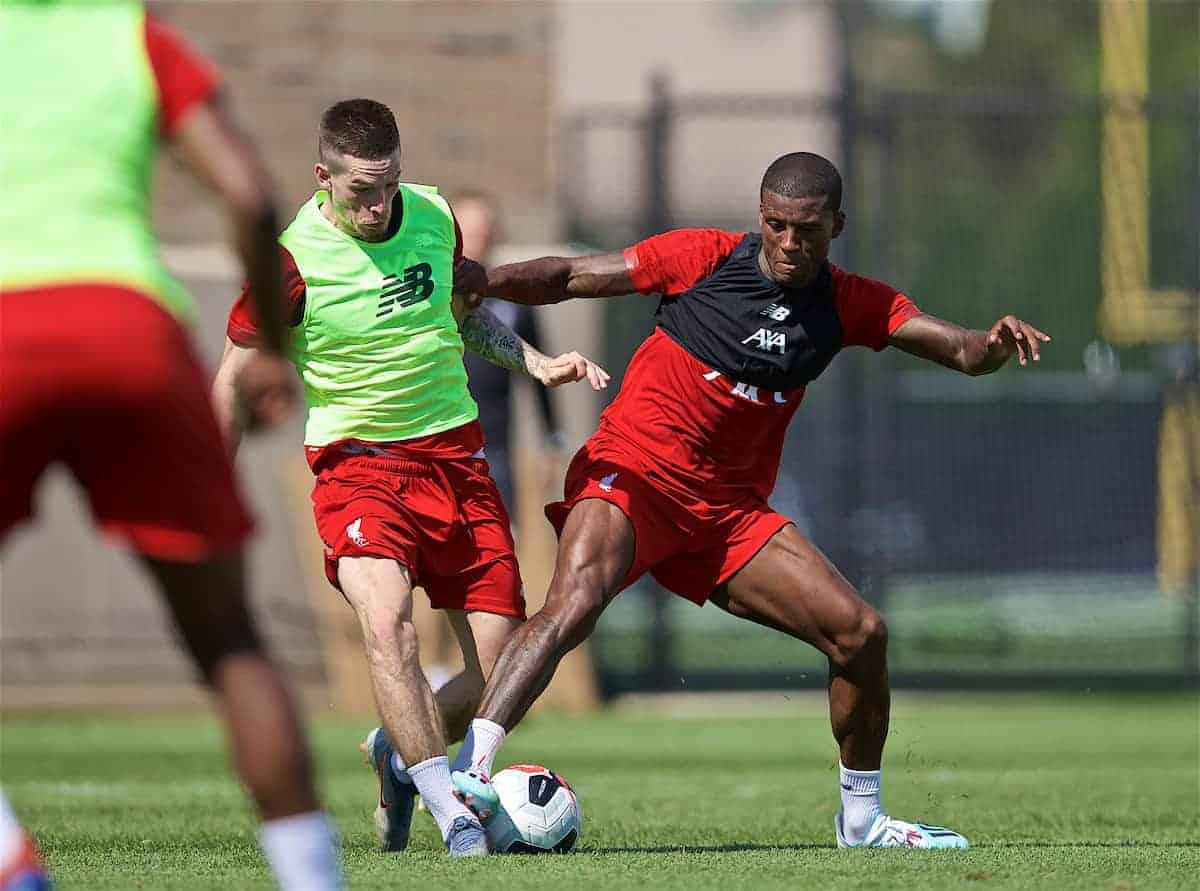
[760,152,842,212]
[319,99,400,161]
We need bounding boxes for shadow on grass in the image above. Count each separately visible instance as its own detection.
[982,841,1200,849]
[592,840,1200,854]
[591,843,830,854]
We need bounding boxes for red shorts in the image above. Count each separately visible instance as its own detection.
[310,448,525,618]
[546,438,791,605]
[0,284,252,559]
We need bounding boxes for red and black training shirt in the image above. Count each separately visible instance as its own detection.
[598,228,921,502]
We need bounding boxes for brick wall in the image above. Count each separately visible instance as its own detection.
[150,1,556,246]
[1,2,558,704]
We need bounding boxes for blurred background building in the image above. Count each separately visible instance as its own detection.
[2,0,1196,711]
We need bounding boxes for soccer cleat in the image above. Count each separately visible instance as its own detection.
[359,727,418,852]
[0,833,52,891]
[836,812,969,849]
[444,815,489,857]
[450,768,500,824]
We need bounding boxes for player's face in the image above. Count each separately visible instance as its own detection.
[315,149,402,241]
[758,191,844,288]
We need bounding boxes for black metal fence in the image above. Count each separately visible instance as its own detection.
[568,11,1199,693]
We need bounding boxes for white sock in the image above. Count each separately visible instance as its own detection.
[407,756,474,839]
[451,718,506,775]
[839,763,883,843]
[389,752,413,785]
[259,811,343,891]
[0,791,24,866]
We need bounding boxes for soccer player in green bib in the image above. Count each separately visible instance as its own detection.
[214,99,607,857]
[1,3,343,887]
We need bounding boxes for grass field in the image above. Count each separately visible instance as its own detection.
[2,694,1197,890]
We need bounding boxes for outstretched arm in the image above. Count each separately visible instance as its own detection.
[459,305,610,391]
[173,95,298,439]
[485,251,635,305]
[888,313,1051,376]
[171,96,289,356]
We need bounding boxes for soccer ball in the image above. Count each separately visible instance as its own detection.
[485,764,582,854]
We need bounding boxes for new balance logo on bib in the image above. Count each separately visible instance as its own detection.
[377,262,435,317]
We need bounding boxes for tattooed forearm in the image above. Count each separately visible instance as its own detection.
[460,306,540,378]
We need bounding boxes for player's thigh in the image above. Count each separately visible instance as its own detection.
[142,552,262,679]
[545,498,637,621]
[0,310,64,481]
[0,394,63,539]
[712,524,873,656]
[0,288,98,538]
[337,556,419,647]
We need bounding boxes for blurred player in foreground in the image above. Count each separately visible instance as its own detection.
[0,3,342,888]
[453,152,1051,850]
[213,99,607,856]
[0,791,48,891]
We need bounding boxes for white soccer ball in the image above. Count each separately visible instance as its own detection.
[486,764,582,854]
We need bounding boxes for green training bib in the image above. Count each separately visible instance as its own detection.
[284,184,478,445]
[0,1,192,318]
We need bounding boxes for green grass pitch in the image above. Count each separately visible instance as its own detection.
[2,693,1196,889]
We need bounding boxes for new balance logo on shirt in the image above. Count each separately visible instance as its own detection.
[376,262,435,317]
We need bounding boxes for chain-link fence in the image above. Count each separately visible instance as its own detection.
[579,0,1199,693]
[1,0,1194,704]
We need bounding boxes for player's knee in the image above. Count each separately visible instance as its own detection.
[857,607,888,654]
[830,607,888,669]
[555,593,605,651]
[190,622,264,684]
[541,586,604,652]
[360,607,419,665]
[392,619,421,665]
[153,557,266,684]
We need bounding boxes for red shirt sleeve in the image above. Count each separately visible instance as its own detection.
[144,14,220,136]
[832,265,922,351]
[227,246,307,346]
[623,229,744,296]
